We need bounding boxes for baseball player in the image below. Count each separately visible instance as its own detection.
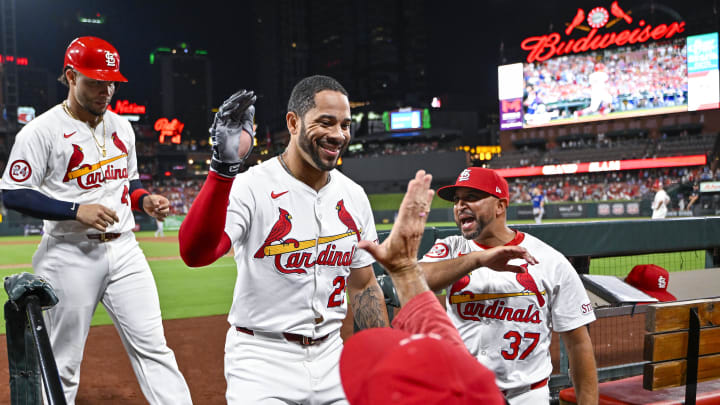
[577,63,613,117]
[155,217,164,237]
[0,37,192,404]
[341,170,516,405]
[178,75,389,404]
[419,167,598,405]
[531,187,545,224]
[651,181,671,219]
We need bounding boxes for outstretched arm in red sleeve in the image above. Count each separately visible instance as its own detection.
[178,171,233,267]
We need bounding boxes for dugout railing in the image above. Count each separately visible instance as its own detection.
[374,216,720,400]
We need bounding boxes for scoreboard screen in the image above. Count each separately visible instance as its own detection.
[499,32,719,130]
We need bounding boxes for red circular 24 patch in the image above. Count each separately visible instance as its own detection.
[8,160,32,182]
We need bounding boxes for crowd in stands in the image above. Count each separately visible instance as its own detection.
[490,132,717,169]
[146,178,204,215]
[508,165,717,204]
[135,164,718,216]
[344,140,453,158]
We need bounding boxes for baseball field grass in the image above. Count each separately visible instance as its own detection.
[0,231,236,335]
[0,221,707,335]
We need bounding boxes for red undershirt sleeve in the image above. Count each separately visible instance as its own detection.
[178,171,233,267]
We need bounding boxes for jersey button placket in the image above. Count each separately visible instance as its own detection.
[310,196,323,339]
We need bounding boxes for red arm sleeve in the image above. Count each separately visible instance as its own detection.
[178,171,233,267]
[391,291,466,350]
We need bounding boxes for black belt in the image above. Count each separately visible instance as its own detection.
[236,326,329,346]
[87,233,122,242]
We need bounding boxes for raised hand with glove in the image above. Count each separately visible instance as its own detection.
[210,89,257,178]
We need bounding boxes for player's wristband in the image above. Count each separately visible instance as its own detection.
[210,158,243,178]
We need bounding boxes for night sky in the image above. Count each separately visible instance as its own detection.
[14,0,715,118]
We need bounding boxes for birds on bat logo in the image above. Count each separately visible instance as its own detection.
[448,262,546,307]
[254,200,362,262]
[448,270,543,325]
[62,132,129,189]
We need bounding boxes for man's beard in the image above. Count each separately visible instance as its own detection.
[297,124,347,171]
[78,95,108,117]
[461,223,482,240]
[456,213,484,241]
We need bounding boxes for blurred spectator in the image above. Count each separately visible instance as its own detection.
[687,183,700,211]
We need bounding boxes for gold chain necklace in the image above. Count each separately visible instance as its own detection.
[62,101,107,157]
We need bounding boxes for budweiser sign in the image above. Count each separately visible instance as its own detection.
[521,1,685,63]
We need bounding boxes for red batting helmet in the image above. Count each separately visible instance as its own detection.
[63,36,128,82]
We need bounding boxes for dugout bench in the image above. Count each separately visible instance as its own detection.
[559,297,720,405]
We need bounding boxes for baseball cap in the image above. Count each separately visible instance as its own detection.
[437,167,509,202]
[340,328,504,405]
[625,264,677,302]
[64,36,128,83]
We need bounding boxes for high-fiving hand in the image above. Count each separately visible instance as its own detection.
[209,89,257,178]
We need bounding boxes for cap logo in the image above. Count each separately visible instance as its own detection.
[398,333,443,346]
[657,275,667,289]
[458,169,471,182]
[105,51,116,67]
[496,186,502,194]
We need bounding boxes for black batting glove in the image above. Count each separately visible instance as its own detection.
[209,89,257,178]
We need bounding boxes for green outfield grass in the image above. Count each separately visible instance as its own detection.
[0,231,236,334]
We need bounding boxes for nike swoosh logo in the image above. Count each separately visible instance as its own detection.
[63,131,77,138]
[271,190,288,199]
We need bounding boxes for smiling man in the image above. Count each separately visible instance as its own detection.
[418,167,598,405]
[179,75,389,404]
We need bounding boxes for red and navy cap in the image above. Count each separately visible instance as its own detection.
[437,167,509,202]
[625,264,677,302]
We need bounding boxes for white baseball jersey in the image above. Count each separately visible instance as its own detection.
[0,104,139,235]
[652,189,670,219]
[224,157,378,338]
[421,231,595,391]
[1,103,192,404]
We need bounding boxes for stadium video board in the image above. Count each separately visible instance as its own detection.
[390,110,423,131]
[498,3,720,130]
